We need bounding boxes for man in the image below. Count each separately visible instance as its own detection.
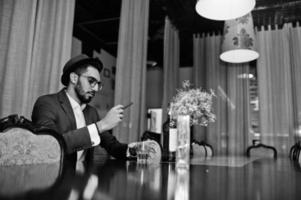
[32,54,134,163]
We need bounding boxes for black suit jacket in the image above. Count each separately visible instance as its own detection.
[31,89,128,162]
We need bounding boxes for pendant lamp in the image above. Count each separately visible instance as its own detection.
[195,0,256,21]
[220,13,259,63]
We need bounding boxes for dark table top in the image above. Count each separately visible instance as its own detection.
[1,156,301,200]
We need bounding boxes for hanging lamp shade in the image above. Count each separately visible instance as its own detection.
[195,0,256,21]
[220,13,259,63]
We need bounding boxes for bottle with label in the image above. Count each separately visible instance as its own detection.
[162,114,170,160]
[168,117,177,162]
[163,113,177,162]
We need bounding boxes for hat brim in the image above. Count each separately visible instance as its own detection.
[61,58,103,86]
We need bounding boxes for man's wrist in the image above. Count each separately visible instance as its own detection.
[95,122,102,134]
[96,120,109,133]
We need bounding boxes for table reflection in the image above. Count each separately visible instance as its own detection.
[174,168,189,200]
[1,157,301,200]
[97,161,190,200]
[96,161,163,200]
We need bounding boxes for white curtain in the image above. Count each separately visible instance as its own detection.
[193,34,251,156]
[162,17,180,122]
[0,0,75,118]
[193,23,301,156]
[113,0,149,143]
[256,24,301,155]
[289,23,301,128]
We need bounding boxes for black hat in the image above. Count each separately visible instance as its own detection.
[61,54,103,86]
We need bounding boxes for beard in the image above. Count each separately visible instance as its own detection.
[75,82,95,104]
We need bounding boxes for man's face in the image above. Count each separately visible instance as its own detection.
[74,66,102,104]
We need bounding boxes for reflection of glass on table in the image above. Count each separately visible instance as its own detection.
[175,168,189,200]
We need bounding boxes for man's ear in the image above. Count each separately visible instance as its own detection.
[69,72,78,84]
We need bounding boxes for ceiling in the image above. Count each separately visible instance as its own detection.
[73,0,301,66]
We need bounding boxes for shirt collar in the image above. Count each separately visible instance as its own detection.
[65,90,86,111]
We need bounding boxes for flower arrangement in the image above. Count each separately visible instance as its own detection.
[169,80,216,126]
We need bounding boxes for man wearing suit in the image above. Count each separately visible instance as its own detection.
[32,54,134,163]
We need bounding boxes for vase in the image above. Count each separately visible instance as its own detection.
[176,115,190,169]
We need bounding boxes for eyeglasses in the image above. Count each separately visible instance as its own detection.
[79,74,103,90]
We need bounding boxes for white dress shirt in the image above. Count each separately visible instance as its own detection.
[66,92,100,161]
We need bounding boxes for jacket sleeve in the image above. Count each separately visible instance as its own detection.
[91,108,129,159]
[99,130,128,160]
[32,97,92,154]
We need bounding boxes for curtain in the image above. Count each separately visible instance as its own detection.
[0,0,75,118]
[192,23,301,156]
[193,34,251,156]
[113,0,149,143]
[256,24,301,155]
[289,23,301,128]
[162,17,180,122]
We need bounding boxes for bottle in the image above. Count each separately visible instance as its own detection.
[162,114,170,160]
[168,116,177,162]
[162,112,177,162]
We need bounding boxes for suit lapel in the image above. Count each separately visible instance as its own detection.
[84,103,101,126]
[83,106,95,125]
[57,89,77,129]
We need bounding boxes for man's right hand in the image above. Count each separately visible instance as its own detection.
[96,105,124,133]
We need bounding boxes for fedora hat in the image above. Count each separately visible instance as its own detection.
[61,54,103,86]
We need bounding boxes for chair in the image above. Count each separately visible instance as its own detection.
[289,141,301,162]
[246,139,277,159]
[0,114,66,197]
[191,139,214,158]
[0,114,66,166]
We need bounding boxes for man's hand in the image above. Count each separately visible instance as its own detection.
[96,105,124,133]
[127,142,139,157]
